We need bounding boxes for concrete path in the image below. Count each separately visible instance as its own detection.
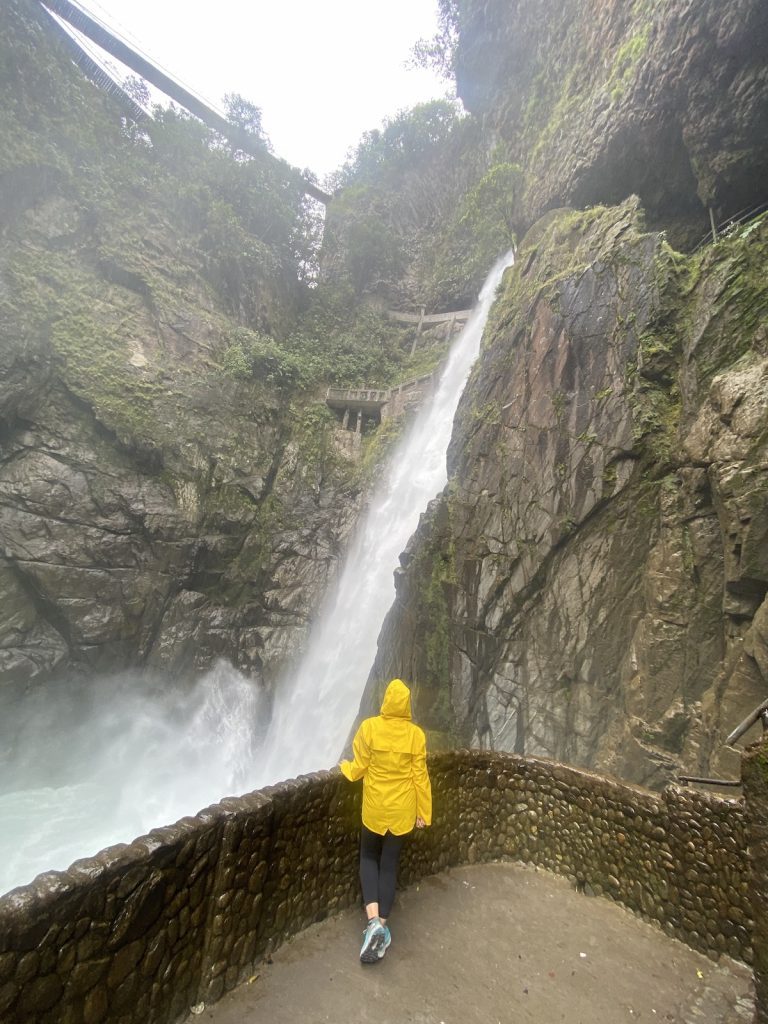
[192,863,754,1024]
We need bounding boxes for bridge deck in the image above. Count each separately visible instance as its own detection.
[195,862,753,1024]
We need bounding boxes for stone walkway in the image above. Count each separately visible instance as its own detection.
[191,863,754,1024]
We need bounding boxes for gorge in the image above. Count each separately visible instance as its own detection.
[1,0,767,899]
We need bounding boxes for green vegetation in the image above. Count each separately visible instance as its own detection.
[291,402,351,483]
[323,99,498,308]
[408,0,460,80]
[608,27,651,102]
[529,68,590,163]
[428,161,521,302]
[419,539,460,734]
[2,243,167,445]
[221,327,305,388]
[0,1,313,342]
[359,415,409,482]
[688,212,768,384]
[483,204,609,340]
[280,290,411,388]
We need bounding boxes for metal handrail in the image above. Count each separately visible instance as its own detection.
[386,308,472,325]
[692,201,768,252]
[725,697,768,747]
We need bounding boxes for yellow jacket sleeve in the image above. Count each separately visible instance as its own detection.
[339,721,371,782]
[412,728,432,825]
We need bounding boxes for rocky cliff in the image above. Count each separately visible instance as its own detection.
[367,199,768,786]
[0,0,365,693]
[353,0,768,786]
[454,0,768,247]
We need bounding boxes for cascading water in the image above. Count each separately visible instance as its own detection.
[0,251,513,898]
[254,249,515,785]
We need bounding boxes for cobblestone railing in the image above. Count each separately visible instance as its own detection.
[743,738,768,1024]
[0,751,758,1024]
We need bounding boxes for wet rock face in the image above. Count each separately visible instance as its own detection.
[0,0,367,693]
[370,201,768,787]
[454,0,768,244]
[0,368,358,688]
[0,1,365,692]
[0,208,358,691]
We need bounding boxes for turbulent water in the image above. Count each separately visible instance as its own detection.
[0,662,262,896]
[0,251,513,897]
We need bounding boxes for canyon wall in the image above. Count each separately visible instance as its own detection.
[368,199,768,786]
[454,0,768,246]
[0,0,365,693]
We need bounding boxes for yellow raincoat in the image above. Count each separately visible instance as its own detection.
[340,679,432,835]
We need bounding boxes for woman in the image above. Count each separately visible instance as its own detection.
[340,678,432,964]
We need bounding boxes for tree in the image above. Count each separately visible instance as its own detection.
[340,99,465,188]
[122,74,151,108]
[457,162,523,243]
[223,92,271,151]
[408,0,460,81]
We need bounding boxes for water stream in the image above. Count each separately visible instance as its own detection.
[0,251,513,897]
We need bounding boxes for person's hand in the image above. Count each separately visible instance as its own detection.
[415,817,426,829]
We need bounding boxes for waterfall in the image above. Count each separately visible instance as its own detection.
[0,252,512,898]
[254,250,515,785]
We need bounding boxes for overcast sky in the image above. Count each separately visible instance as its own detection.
[72,0,450,179]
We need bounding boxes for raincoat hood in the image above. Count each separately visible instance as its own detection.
[380,678,412,719]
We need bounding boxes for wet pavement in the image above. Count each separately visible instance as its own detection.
[190,862,754,1024]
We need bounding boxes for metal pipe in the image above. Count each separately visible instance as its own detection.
[725,697,768,746]
[677,776,742,788]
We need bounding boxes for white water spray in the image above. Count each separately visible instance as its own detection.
[0,252,512,897]
[255,250,515,785]
[0,661,263,896]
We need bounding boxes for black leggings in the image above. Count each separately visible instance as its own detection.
[359,825,409,918]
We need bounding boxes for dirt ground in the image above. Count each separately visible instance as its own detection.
[191,862,754,1024]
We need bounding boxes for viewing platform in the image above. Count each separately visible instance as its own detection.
[199,862,754,1024]
[323,306,471,435]
[326,372,436,431]
[2,748,766,1024]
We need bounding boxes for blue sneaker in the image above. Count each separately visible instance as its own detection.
[360,918,386,963]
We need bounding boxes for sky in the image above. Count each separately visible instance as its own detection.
[69,0,450,180]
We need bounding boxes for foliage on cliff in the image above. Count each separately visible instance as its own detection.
[321,100,515,310]
[0,0,385,687]
[0,6,314,333]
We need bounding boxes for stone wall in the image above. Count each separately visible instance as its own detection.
[743,737,768,1024]
[0,752,756,1024]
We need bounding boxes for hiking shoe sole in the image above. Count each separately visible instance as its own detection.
[377,929,391,960]
[360,927,386,964]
